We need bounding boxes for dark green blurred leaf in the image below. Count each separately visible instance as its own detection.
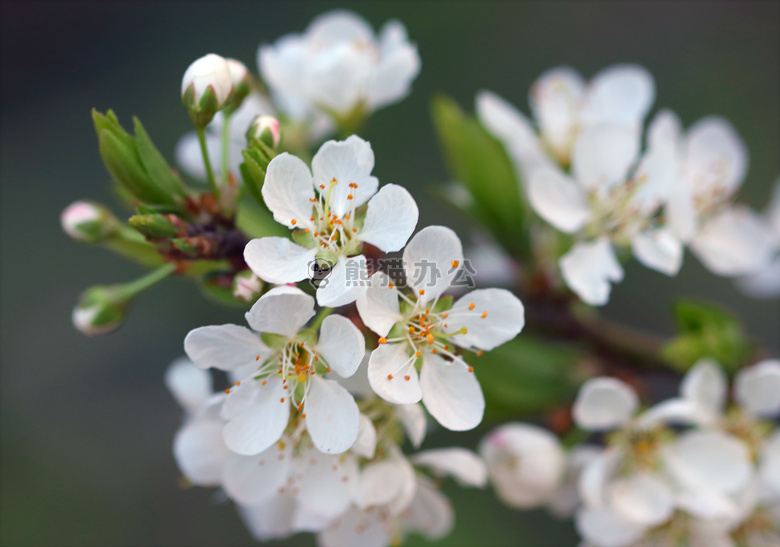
[431,95,529,257]
[661,299,752,372]
[236,196,288,239]
[466,336,581,419]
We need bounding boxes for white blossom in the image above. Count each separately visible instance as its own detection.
[528,120,682,305]
[657,112,775,276]
[479,423,566,508]
[259,10,420,123]
[244,136,419,307]
[181,53,233,109]
[476,64,655,181]
[738,177,780,298]
[184,286,365,455]
[356,226,525,430]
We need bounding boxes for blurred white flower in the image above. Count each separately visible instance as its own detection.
[184,286,365,455]
[259,10,420,123]
[165,357,231,486]
[657,112,776,276]
[244,135,419,307]
[738,177,780,298]
[477,64,655,181]
[479,423,565,508]
[528,121,682,305]
[356,226,525,431]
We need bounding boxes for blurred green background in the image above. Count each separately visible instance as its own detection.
[1,1,778,545]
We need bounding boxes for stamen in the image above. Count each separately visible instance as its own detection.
[387,374,394,380]
[468,302,475,310]
[451,260,459,268]
[378,337,387,344]
[481,311,488,318]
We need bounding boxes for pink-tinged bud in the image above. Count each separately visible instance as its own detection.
[61,201,117,243]
[181,54,233,124]
[249,115,281,148]
[233,271,263,302]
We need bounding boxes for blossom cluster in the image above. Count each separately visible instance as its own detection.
[480,359,780,546]
[478,65,779,305]
[61,6,779,547]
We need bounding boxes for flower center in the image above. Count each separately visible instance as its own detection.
[300,177,362,258]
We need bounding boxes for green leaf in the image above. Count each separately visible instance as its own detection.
[431,95,529,256]
[236,196,288,239]
[132,117,187,200]
[198,281,249,308]
[466,336,581,419]
[661,299,752,372]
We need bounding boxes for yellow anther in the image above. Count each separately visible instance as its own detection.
[468,302,475,310]
[451,260,459,268]
[378,337,387,344]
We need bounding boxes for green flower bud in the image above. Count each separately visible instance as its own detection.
[72,285,132,336]
[223,58,253,114]
[128,214,179,239]
[61,201,118,243]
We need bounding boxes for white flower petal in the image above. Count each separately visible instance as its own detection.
[579,449,621,508]
[222,378,291,455]
[560,239,624,306]
[681,358,727,417]
[244,285,315,337]
[676,487,741,521]
[396,403,427,448]
[691,206,776,276]
[304,376,360,454]
[359,184,419,252]
[173,419,231,486]
[386,447,418,515]
[684,116,748,199]
[357,459,405,509]
[319,506,388,547]
[356,271,402,337]
[261,153,316,230]
[572,124,640,194]
[367,343,421,405]
[306,10,374,45]
[760,431,780,496]
[420,353,484,431]
[735,359,780,418]
[637,398,706,428]
[165,356,212,413]
[631,228,683,276]
[573,377,638,431]
[238,493,297,542]
[184,324,268,371]
[529,66,584,160]
[737,256,780,299]
[403,476,454,540]
[647,109,682,151]
[352,414,377,459]
[314,314,365,378]
[244,236,318,284]
[580,64,655,129]
[608,473,674,527]
[575,507,647,547]
[222,447,291,506]
[476,90,551,182]
[297,449,358,519]
[311,136,379,217]
[663,430,753,495]
[413,448,487,487]
[366,21,420,109]
[403,226,463,304]
[316,254,368,307]
[529,166,592,233]
[479,423,566,508]
[443,288,525,351]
